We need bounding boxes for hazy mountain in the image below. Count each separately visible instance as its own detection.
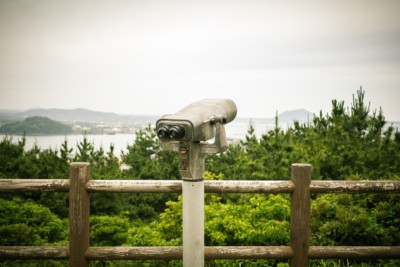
[0,116,73,135]
[277,109,315,124]
[0,108,158,125]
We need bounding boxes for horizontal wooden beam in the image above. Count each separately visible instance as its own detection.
[0,179,69,192]
[1,246,399,260]
[205,181,295,194]
[0,246,68,259]
[86,180,182,193]
[1,179,400,194]
[205,246,293,260]
[86,180,295,193]
[85,246,181,260]
[310,181,400,193]
[85,246,293,260]
[309,246,400,259]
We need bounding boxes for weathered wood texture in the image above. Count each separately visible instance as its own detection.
[290,164,312,267]
[0,246,68,259]
[85,246,293,260]
[204,246,293,260]
[69,163,90,267]
[1,179,399,194]
[310,180,400,193]
[86,246,182,260]
[309,246,400,259]
[86,180,295,193]
[205,180,295,193]
[0,180,295,193]
[2,246,399,260]
[0,179,69,192]
[86,180,182,193]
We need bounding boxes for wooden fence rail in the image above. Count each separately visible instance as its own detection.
[2,246,400,261]
[2,179,400,194]
[0,163,400,266]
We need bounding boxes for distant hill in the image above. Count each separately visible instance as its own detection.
[0,108,158,125]
[277,109,315,124]
[0,116,73,135]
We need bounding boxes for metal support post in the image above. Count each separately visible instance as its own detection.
[183,180,204,266]
[178,142,205,267]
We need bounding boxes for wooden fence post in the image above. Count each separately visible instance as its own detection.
[69,162,90,267]
[290,163,312,267]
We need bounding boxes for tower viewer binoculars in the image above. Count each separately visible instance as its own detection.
[156,99,237,143]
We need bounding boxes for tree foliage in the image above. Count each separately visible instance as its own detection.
[207,88,400,181]
[0,198,65,246]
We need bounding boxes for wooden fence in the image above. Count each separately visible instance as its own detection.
[0,162,400,266]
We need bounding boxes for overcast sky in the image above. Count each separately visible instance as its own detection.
[1,0,399,121]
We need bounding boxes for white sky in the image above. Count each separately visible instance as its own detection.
[1,0,399,120]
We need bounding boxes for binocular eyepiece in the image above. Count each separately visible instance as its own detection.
[157,125,186,139]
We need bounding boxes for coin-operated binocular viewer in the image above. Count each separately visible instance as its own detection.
[156,99,237,267]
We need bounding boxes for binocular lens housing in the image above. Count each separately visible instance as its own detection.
[157,125,186,140]
[156,99,237,142]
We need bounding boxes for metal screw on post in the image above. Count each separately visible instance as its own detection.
[156,99,237,267]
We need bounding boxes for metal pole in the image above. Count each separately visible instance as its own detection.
[183,180,204,267]
[179,142,205,267]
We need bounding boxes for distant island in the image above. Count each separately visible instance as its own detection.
[0,108,159,135]
[0,116,73,135]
